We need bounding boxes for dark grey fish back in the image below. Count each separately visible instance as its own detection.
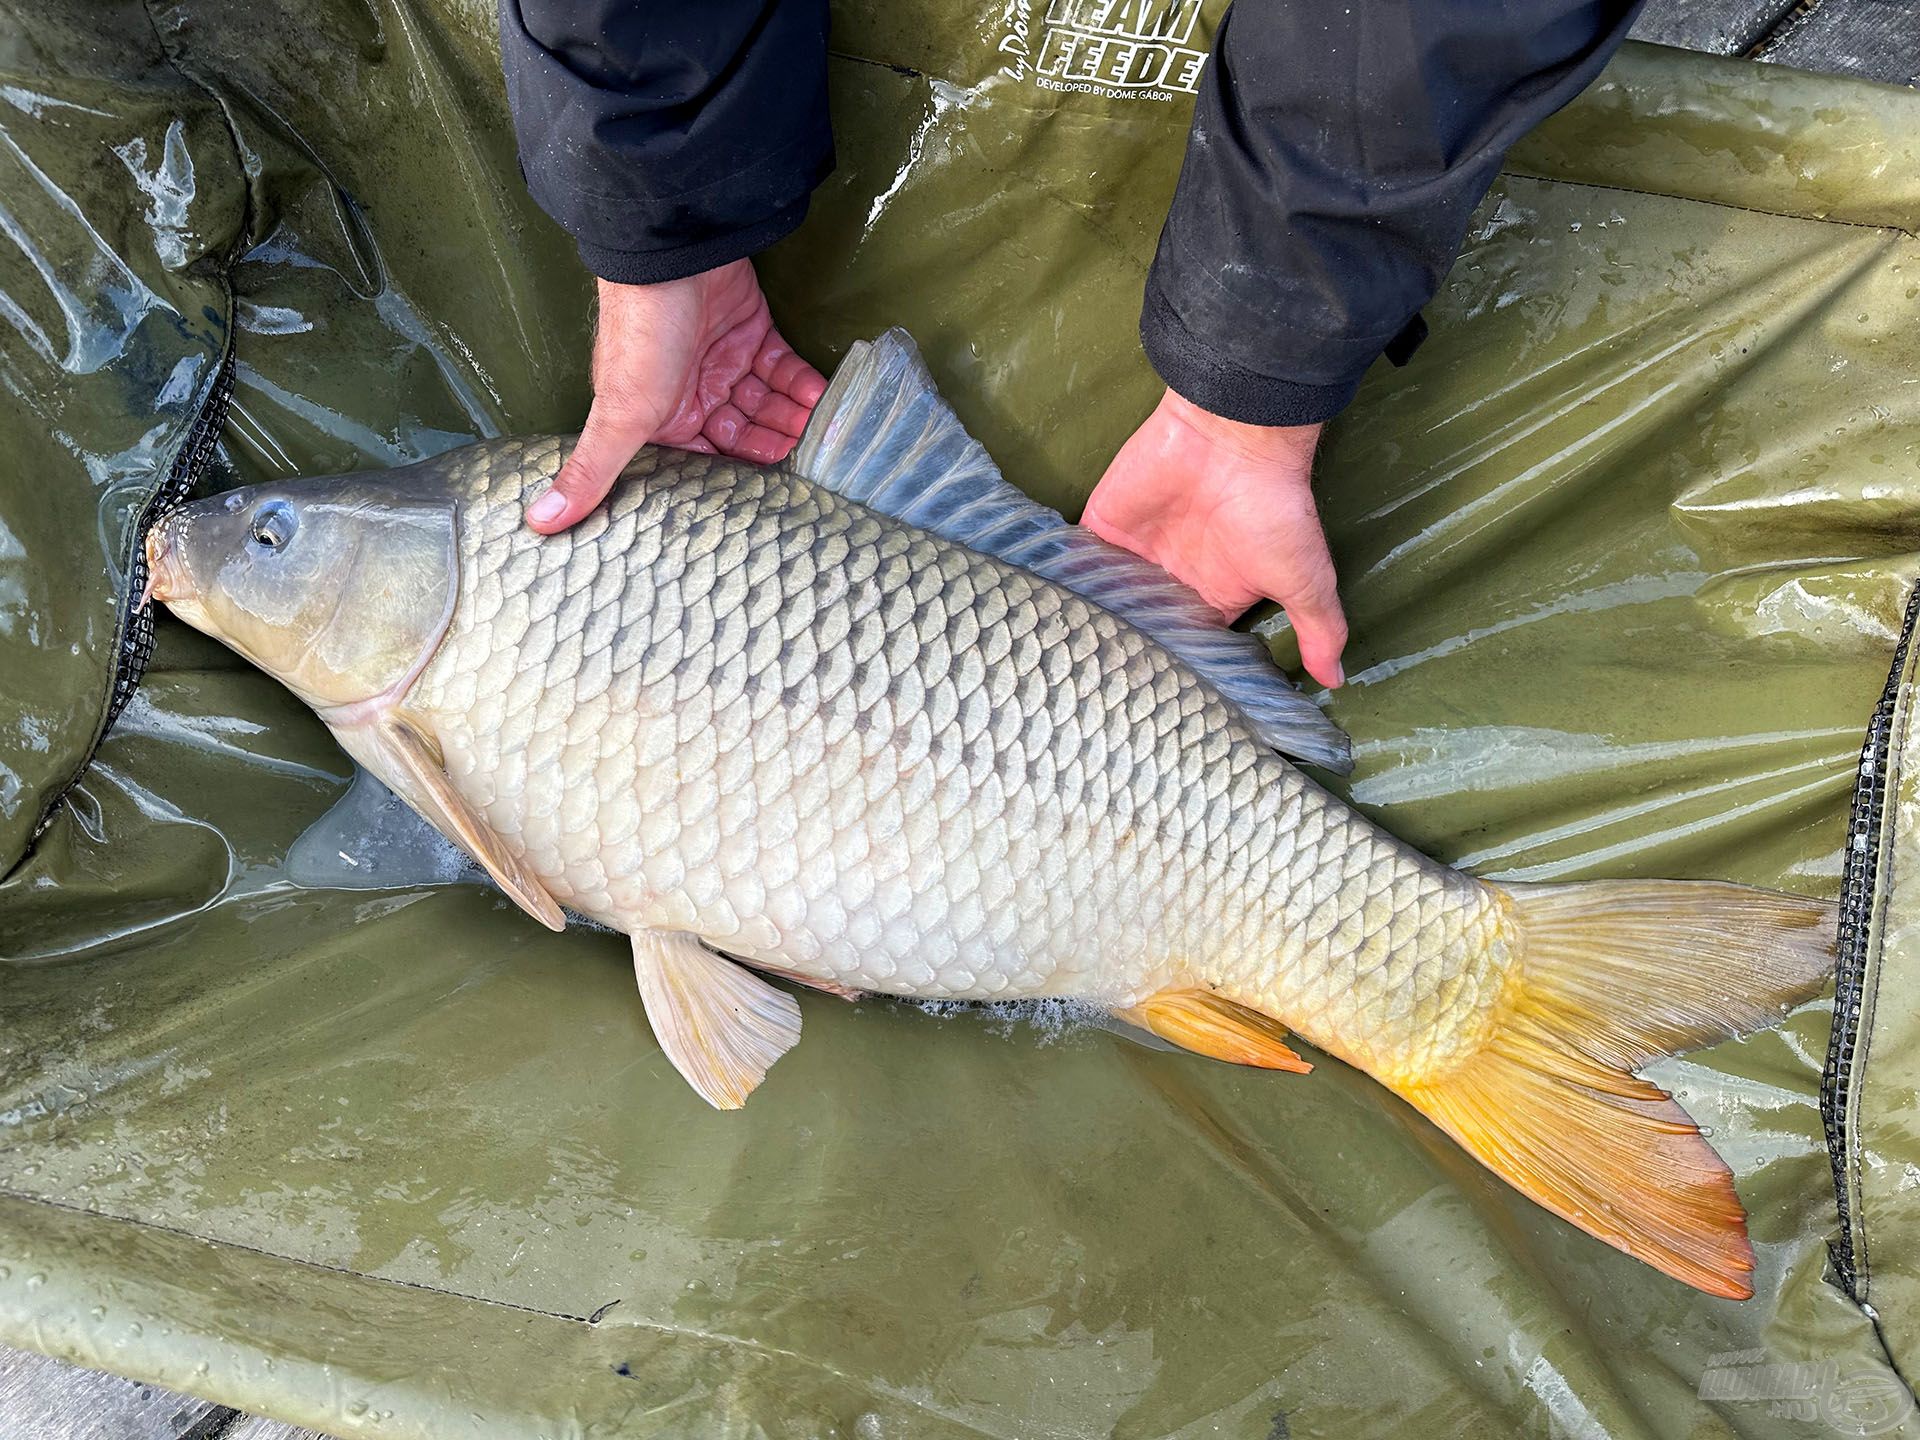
[792,330,1352,773]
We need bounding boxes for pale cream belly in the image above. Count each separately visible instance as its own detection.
[436,719,1203,1006]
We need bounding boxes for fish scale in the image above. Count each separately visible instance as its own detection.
[406,436,1506,1072]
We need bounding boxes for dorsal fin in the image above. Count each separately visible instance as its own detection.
[792,330,1352,773]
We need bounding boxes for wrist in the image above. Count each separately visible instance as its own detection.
[595,261,739,302]
[1159,389,1321,469]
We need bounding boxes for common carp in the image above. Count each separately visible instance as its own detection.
[145,331,1833,1298]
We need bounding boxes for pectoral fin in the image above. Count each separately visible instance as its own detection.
[1114,988,1313,1073]
[362,712,565,932]
[633,932,802,1109]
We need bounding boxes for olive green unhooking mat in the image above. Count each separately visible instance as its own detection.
[3,3,1920,1433]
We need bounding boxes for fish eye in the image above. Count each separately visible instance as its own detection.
[249,501,297,552]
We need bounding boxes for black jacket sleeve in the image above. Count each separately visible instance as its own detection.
[1143,0,1642,427]
[497,0,833,285]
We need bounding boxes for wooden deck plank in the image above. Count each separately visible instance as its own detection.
[1633,0,1802,56]
[217,1416,334,1440]
[0,1345,229,1440]
[1759,0,1920,87]
[0,1343,338,1439]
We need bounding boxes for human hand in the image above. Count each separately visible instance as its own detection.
[526,261,826,532]
[1082,389,1346,688]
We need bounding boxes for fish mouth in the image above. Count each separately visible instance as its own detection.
[141,513,189,611]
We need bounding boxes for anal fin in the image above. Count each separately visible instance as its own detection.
[633,932,803,1109]
[1114,988,1313,1073]
[751,962,865,1002]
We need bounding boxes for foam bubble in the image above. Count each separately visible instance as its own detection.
[909,997,1178,1053]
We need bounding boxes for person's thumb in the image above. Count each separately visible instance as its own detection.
[1260,525,1348,690]
[525,394,661,534]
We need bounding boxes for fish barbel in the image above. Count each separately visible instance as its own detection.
[145,332,1832,1297]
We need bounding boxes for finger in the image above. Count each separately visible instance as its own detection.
[1080,412,1182,543]
[1079,495,1136,555]
[753,334,827,407]
[737,386,812,438]
[730,373,811,435]
[752,345,815,399]
[733,374,771,412]
[1259,537,1348,689]
[704,403,799,464]
[527,402,651,533]
[1080,451,1151,547]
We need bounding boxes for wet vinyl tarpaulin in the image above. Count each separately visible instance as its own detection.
[2,0,1920,1434]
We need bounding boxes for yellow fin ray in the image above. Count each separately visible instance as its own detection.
[633,932,802,1109]
[1398,879,1834,1299]
[1115,988,1313,1073]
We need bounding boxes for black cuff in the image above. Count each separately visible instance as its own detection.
[571,195,813,286]
[1383,313,1429,367]
[1140,282,1365,427]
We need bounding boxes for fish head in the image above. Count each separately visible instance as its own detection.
[145,475,459,716]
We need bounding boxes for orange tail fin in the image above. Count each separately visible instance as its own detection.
[1398,879,1833,1299]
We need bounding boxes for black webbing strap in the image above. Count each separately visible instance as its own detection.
[1823,581,1920,1298]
